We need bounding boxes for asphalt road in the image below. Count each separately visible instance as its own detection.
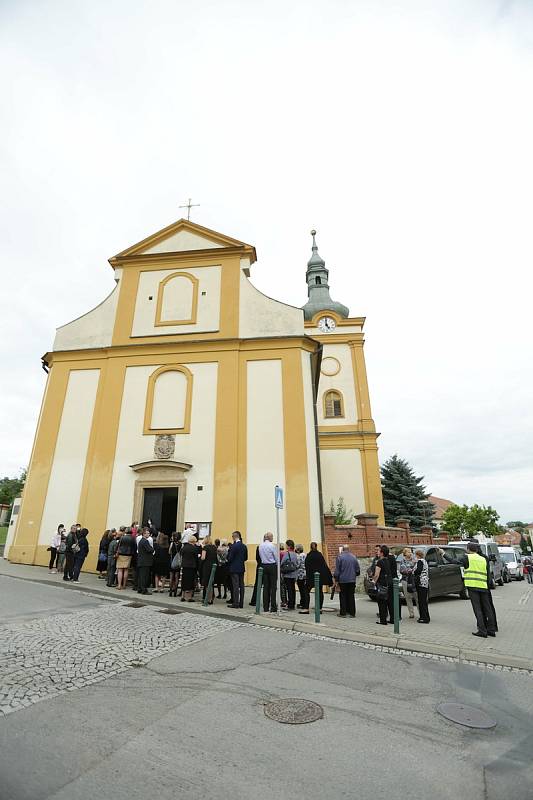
[1,577,532,800]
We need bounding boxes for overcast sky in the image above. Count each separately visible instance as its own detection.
[1,0,532,523]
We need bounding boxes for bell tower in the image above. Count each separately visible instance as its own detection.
[303,231,385,524]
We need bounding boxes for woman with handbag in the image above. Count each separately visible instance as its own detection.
[413,549,430,623]
[168,532,182,597]
[96,530,110,579]
[371,545,391,625]
[398,547,416,619]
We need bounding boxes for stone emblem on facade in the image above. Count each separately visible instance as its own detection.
[154,434,175,460]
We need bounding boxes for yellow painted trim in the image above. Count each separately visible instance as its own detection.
[143,365,193,435]
[320,356,341,376]
[308,332,364,345]
[282,349,311,543]
[349,340,373,423]
[111,218,257,262]
[323,389,345,419]
[154,271,199,327]
[46,336,318,365]
[10,363,71,564]
[305,310,366,328]
[212,351,239,537]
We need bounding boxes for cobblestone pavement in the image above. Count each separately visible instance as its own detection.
[0,602,242,717]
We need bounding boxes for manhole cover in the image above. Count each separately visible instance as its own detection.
[124,602,145,608]
[437,703,497,729]
[264,698,323,724]
[159,608,181,615]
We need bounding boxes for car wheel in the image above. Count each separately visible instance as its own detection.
[459,588,469,599]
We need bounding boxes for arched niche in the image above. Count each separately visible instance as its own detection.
[155,271,199,326]
[144,365,193,434]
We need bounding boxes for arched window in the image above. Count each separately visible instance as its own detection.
[315,276,322,285]
[155,271,199,326]
[324,390,344,419]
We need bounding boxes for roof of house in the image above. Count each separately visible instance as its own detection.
[428,495,455,520]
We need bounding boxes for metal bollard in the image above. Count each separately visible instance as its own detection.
[393,577,400,634]
[202,563,218,607]
[314,572,321,623]
[255,567,264,615]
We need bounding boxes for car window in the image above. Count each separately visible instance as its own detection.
[426,548,438,565]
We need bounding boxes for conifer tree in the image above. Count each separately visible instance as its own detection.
[380,455,434,529]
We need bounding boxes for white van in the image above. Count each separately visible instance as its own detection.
[497,546,524,580]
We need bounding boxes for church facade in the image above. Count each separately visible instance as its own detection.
[9,219,384,574]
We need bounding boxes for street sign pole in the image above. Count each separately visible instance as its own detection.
[275,485,283,617]
[276,504,281,617]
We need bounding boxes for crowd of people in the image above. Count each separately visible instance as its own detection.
[46,524,503,635]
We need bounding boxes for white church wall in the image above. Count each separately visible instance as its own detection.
[106,362,217,528]
[319,448,366,519]
[38,369,100,543]
[131,266,221,337]
[301,351,322,542]
[239,272,304,339]
[53,272,122,352]
[246,359,286,545]
[317,343,358,425]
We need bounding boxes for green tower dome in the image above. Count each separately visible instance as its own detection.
[301,230,349,321]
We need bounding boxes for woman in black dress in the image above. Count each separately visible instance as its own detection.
[96,530,110,579]
[201,536,218,604]
[180,536,200,602]
[372,545,391,625]
[299,542,333,614]
[153,533,170,592]
[168,532,182,597]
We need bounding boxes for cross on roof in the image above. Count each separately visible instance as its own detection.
[179,198,200,220]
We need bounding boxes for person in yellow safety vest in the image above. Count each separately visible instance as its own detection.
[462,542,497,638]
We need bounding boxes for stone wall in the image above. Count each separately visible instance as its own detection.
[323,513,448,567]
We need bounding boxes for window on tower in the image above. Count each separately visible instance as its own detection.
[315,277,322,284]
[324,390,344,419]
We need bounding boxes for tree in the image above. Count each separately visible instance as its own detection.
[507,521,527,530]
[380,455,434,529]
[440,504,470,538]
[441,503,500,539]
[0,469,26,508]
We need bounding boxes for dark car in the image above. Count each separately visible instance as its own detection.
[364,545,468,601]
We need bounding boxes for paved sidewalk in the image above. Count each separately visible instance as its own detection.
[1,559,532,670]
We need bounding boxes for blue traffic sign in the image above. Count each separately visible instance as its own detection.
[275,485,284,509]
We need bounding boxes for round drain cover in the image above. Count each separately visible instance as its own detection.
[264,698,323,724]
[437,703,497,729]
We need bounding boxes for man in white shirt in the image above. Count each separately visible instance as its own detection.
[181,526,196,544]
[258,532,278,613]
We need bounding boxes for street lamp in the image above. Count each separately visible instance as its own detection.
[419,500,431,527]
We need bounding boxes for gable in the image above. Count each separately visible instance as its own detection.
[111,218,256,263]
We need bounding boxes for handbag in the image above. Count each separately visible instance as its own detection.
[368,582,388,600]
[98,552,107,564]
[281,554,296,574]
[171,550,182,570]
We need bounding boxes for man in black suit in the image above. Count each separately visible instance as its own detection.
[137,529,154,595]
[227,531,248,608]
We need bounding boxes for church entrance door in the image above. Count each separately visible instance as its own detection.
[142,487,178,534]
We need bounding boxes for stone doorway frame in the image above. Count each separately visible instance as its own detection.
[130,460,192,532]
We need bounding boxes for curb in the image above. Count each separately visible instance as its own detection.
[2,568,532,671]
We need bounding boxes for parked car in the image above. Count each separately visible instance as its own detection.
[446,540,504,588]
[364,545,467,601]
[498,546,524,580]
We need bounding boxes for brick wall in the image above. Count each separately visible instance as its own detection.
[323,513,448,567]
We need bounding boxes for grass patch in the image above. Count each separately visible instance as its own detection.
[0,527,7,546]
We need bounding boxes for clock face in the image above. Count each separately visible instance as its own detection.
[318,316,337,333]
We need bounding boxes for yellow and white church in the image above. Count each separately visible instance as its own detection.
[9,219,384,574]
